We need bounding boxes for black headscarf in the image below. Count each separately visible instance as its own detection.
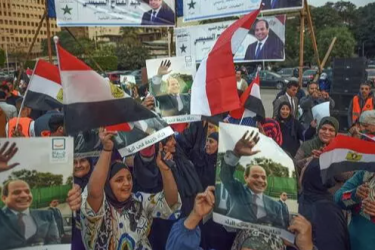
[104,161,142,231]
[73,157,94,189]
[276,101,297,138]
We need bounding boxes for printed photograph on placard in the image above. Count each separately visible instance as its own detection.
[0,138,74,250]
[146,56,199,124]
[176,15,286,63]
[55,0,175,27]
[214,123,297,243]
[182,0,302,22]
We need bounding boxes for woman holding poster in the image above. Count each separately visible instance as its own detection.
[80,129,182,250]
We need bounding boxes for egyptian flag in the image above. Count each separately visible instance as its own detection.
[55,43,156,134]
[229,74,265,120]
[320,135,375,183]
[190,7,261,116]
[24,59,63,110]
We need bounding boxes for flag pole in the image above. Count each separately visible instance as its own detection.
[15,60,40,132]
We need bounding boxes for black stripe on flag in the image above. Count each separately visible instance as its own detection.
[64,98,156,135]
[244,95,265,119]
[25,90,63,111]
[321,161,375,184]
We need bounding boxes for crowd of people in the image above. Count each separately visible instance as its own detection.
[0,66,374,250]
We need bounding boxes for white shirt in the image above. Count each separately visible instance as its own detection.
[150,5,162,20]
[10,208,37,239]
[255,35,269,55]
[248,190,267,219]
[285,92,295,111]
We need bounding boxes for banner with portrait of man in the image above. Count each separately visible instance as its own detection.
[176,15,286,63]
[54,0,175,27]
[0,138,74,250]
[182,0,302,22]
[146,56,200,124]
[214,123,297,244]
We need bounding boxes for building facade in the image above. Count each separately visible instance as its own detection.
[0,0,60,65]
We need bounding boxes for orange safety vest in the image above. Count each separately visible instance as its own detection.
[352,96,374,123]
[7,117,32,137]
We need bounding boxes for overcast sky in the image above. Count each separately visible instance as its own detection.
[311,0,373,7]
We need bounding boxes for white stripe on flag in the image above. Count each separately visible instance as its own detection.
[231,27,249,54]
[28,74,61,100]
[320,148,375,171]
[61,71,130,104]
[191,57,211,115]
[251,82,261,99]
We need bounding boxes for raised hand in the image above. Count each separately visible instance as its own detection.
[157,60,172,76]
[363,198,375,216]
[66,184,82,212]
[356,183,370,200]
[0,141,20,172]
[193,186,215,218]
[99,128,116,151]
[288,215,314,250]
[156,142,173,171]
[233,131,260,157]
[142,96,155,110]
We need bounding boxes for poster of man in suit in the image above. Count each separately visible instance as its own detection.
[141,0,175,25]
[0,138,74,250]
[146,56,199,124]
[214,123,297,238]
[244,18,285,61]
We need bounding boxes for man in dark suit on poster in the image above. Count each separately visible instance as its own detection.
[1,180,60,249]
[244,19,284,60]
[219,131,285,228]
[141,0,175,25]
[262,0,302,10]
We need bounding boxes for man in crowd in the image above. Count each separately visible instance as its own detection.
[34,109,61,137]
[236,70,248,92]
[0,91,17,121]
[6,98,34,137]
[348,81,374,127]
[141,0,175,25]
[279,192,290,227]
[49,114,65,137]
[48,199,65,238]
[151,60,190,117]
[0,81,20,107]
[244,19,284,60]
[273,80,299,118]
[219,131,285,228]
[299,82,335,129]
[1,180,60,249]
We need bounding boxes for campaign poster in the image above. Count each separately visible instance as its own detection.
[214,123,297,244]
[0,138,74,250]
[146,56,200,124]
[183,0,302,22]
[54,0,175,27]
[176,15,286,63]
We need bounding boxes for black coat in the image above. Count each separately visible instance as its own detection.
[141,3,175,25]
[244,34,284,60]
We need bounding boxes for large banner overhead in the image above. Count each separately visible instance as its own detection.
[54,0,176,27]
[176,15,286,63]
[183,0,302,22]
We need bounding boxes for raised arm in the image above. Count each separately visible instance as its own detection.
[86,129,116,213]
[156,142,179,207]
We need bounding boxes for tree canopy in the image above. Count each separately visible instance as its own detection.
[4,169,63,189]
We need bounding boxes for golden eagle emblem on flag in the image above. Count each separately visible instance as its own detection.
[345,151,363,162]
[56,88,63,103]
[110,83,125,98]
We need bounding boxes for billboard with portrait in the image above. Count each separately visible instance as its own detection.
[146,56,200,124]
[214,123,297,244]
[176,15,286,63]
[0,138,74,250]
[182,0,302,22]
[54,0,175,27]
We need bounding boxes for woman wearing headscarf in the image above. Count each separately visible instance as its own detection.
[294,117,339,176]
[133,135,202,249]
[71,157,94,250]
[298,158,351,250]
[80,129,181,250]
[275,102,316,157]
